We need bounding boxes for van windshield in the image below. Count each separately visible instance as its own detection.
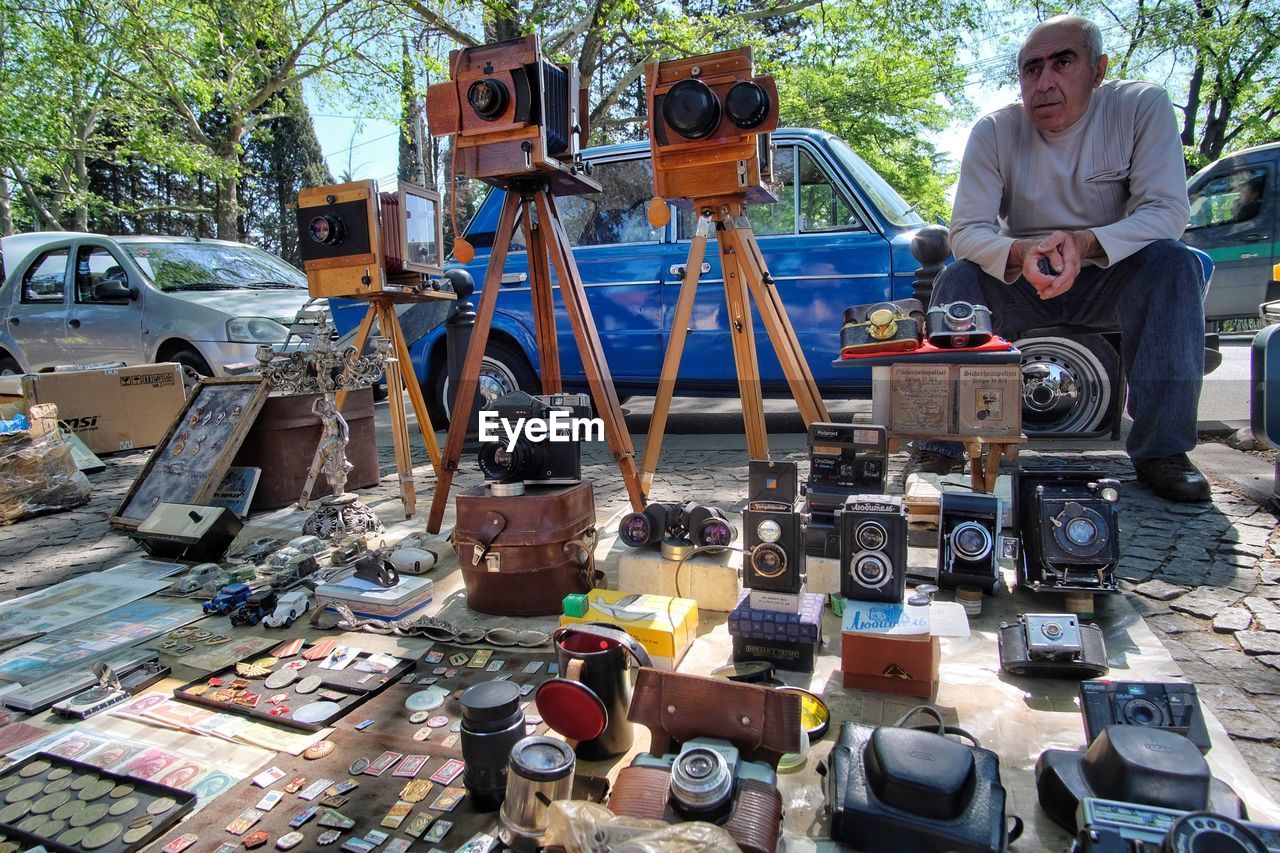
[828,137,925,228]
[123,242,307,292]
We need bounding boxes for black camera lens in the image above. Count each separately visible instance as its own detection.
[670,746,733,816]
[724,81,770,129]
[751,543,787,578]
[854,553,889,587]
[952,521,992,561]
[478,438,538,482]
[663,78,721,140]
[855,521,887,551]
[460,680,526,811]
[308,214,344,246]
[1065,517,1098,547]
[467,78,509,120]
[1123,697,1167,727]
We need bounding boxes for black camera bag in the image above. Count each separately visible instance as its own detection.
[824,705,1017,852]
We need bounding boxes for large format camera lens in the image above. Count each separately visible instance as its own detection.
[468,78,510,120]
[669,746,733,817]
[951,521,992,561]
[855,521,887,551]
[724,81,770,129]
[1065,516,1098,547]
[854,553,889,588]
[662,79,721,140]
[308,214,344,246]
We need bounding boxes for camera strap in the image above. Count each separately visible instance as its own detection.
[893,704,982,749]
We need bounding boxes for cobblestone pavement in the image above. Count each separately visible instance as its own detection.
[4,415,1280,801]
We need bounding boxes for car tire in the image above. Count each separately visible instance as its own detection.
[1015,334,1120,435]
[166,347,214,387]
[0,355,20,376]
[425,339,539,429]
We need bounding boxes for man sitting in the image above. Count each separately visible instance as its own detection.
[917,15,1209,502]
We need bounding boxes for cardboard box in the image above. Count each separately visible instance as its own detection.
[19,363,186,453]
[889,362,1021,437]
[559,589,697,670]
[729,591,824,673]
[840,597,938,698]
[732,635,820,674]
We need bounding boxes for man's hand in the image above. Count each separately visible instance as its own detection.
[1017,230,1101,299]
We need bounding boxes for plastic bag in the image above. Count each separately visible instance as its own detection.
[0,403,91,524]
[544,800,741,853]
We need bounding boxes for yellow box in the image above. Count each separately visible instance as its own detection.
[559,589,698,670]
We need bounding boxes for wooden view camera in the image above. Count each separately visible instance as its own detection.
[647,47,779,204]
[425,35,596,196]
[296,180,444,300]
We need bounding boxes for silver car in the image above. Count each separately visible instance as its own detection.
[0,232,323,376]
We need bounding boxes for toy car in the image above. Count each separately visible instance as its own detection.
[286,535,326,558]
[263,590,311,629]
[174,562,224,595]
[229,589,279,627]
[203,582,252,615]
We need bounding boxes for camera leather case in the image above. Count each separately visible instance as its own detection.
[826,718,1011,852]
[997,614,1109,679]
[840,300,924,356]
[453,482,598,616]
[1036,725,1245,835]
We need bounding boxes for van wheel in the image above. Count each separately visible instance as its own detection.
[0,356,20,376]
[1015,334,1119,435]
[425,340,539,429]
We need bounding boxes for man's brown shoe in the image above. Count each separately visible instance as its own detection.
[1133,454,1211,502]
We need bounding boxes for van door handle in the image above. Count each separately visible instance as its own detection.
[500,273,527,286]
[669,263,711,278]
[1242,233,1268,243]
[68,318,81,329]
[7,317,16,325]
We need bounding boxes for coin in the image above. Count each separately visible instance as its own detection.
[31,790,70,814]
[128,813,153,829]
[426,715,449,728]
[69,801,109,827]
[82,821,123,850]
[0,778,16,794]
[40,818,65,836]
[42,778,72,794]
[57,826,89,847]
[52,799,84,822]
[8,780,43,802]
[46,768,71,781]
[303,740,335,760]
[18,760,50,778]
[16,814,46,833]
[69,773,97,791]
[148,796,176,816]
[122,824,153,844]
[295,675,322,694]
[348,757,370,775]
[0,802,28,823]
[108,795,138,816]
[110,782,134,799]
[265,669,298,690]
[80,779,115,802]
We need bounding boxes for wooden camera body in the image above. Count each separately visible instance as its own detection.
[647,47,779,205]
[425,35,597,196]
[296,180,445,300]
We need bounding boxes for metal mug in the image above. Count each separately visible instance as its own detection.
[551,624,652,760]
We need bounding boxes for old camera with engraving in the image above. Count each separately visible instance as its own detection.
[938,492,1007,593]
[836,495,907,603]
[619,501,737,552]
[1080,681,1210,753]
[1016,470,1121,594]
[803,422,888,557]
[925,301,993,349]
[839,299,924,356]
[476,391,591,487]
[743,459,804,593]
[998,613,1109,679]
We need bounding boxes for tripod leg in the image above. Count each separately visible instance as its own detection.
[335,304,377,413]
[535,190,644,511]
[378,301,416,517]
[522,209,561,394]
[724,214,830,425]
[385,307,442,476]
[717,219,768,459]
[426,190,522,534]
[640,214,710,497]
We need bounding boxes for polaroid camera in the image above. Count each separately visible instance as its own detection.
[1015,469,1121,594]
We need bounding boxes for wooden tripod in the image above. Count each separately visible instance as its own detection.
[640,197,829,495]
[301,295,444,519]
[425,179,646,534]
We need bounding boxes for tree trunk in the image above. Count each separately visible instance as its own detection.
[1181,61,1204,151]
[0,172,12,236]
[216,172,238,239]
[73,149,88,231]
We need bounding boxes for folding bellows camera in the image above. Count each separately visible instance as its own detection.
[1015,469,1121,593]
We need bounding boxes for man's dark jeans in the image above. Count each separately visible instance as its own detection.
[919,239,1205,461]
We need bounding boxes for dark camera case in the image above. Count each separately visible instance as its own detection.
[1080,681,1211,753]
[997,617,1109,679]
[827,720,1010,852]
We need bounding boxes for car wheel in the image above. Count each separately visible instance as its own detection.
[1014,334,1120,435]
[167,347,214,387]
[285,616,295,628]
[425,339,539,429]
[0,355,20,376]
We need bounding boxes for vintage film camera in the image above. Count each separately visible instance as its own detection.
[938,492,1007,594]
[1072,799,1280,853]
[743,459,804,593]
[998,613,1109,679]
[1015,469,1121,594]
[1080,681,1210,753]
[646,47,778,204]
[926,301,993,349]
[619,502,737,552]
[425,35,593,195]
[296,179,444,299]
[803,422,888,557]
[840,299,924,356]
[826,709,1012,853]
[476,391,591,486]
[836,495,907,603]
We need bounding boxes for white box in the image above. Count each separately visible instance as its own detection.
[616,546,741,613]
[748,587,805,614]
[806,555,841,595]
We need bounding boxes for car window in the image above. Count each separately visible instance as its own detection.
[123,242,307,291]
[554,158,663,248]
[75,245,130,303]
[1189,167,1268,229]
[676,146,797,239]
[797,148,862,232]
[21,250,68,303]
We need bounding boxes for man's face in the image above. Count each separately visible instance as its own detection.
[1018,24,1107,132]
